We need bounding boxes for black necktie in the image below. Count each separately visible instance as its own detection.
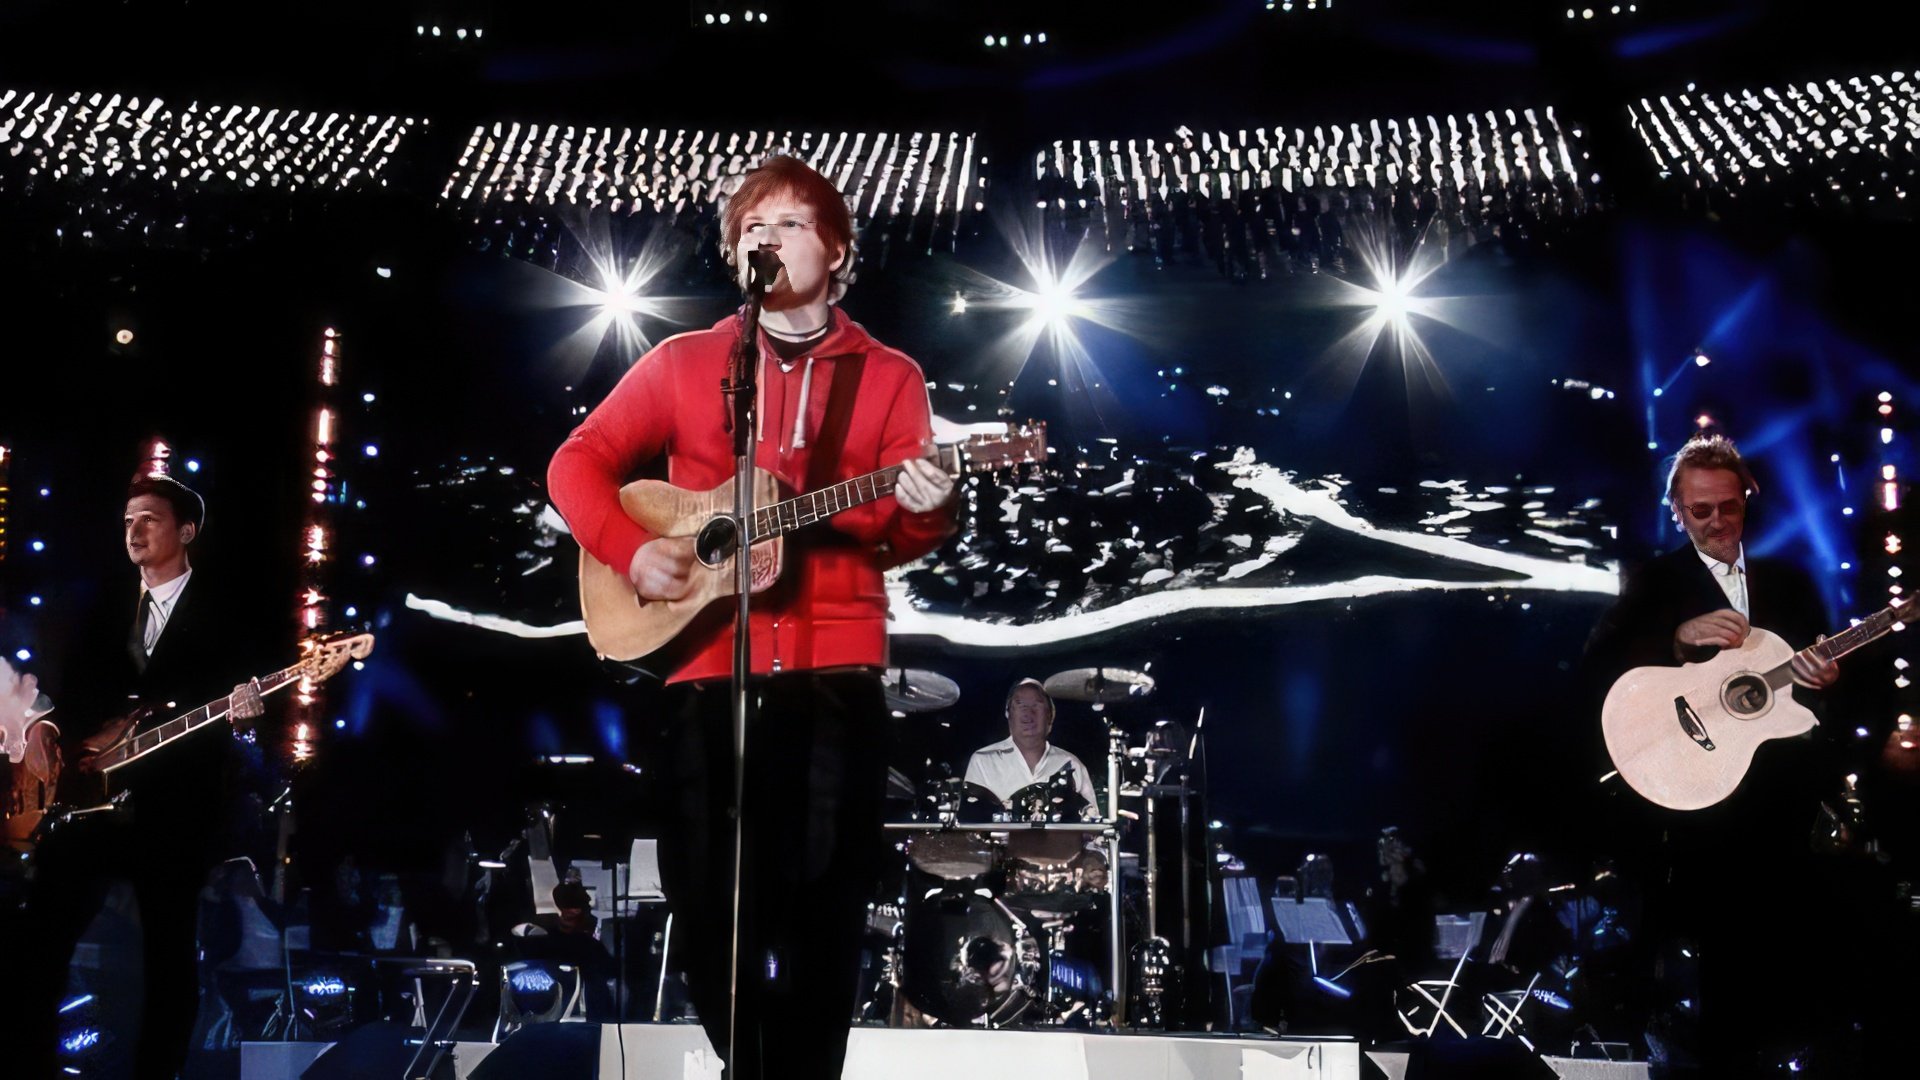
[131,591,154,673]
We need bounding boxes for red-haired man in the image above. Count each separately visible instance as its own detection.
[549,155,955,1078]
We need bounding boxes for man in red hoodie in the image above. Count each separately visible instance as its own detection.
[548,155,954,1078]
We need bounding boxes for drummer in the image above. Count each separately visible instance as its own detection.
[963,678,1099,807]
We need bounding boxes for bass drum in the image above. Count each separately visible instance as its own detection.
[902,886,1043,1026]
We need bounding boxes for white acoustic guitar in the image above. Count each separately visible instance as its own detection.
[1601,598,1908,810]
[578,424,1047,663]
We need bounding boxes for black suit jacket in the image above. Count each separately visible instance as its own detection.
[56,567,275,859]
[1581,543,1841,866]
[1584,543,1831,683]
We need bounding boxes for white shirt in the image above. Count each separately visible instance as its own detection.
[964,736,1099,808]
[141,567,193,656]
[1695,544,1748,618]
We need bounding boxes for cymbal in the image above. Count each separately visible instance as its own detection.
[882,668,960,713]
[1043,667,1154,703]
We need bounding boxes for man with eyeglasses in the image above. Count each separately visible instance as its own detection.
[1582,433,1870,1073]
[548,155,956,1079]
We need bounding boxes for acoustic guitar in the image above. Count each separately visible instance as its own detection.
[577,425,1047,662]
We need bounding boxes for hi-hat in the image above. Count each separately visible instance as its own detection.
[882,668,961,713]
[1043,667,1154,703]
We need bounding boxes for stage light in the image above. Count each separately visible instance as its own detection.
[363,392,376,403]
[951,293,968,314]
[1884,428,1895,444]
[29,540,44,553]
[376,267,392,278]
[29,596,41,606]
[1888,535,1903,554]
[1694,351,1711,367]
[185,460,200,472]
[58,995,92,1014]
[363,444,379,457]
[114,329,133,345]
[14,649,30,663]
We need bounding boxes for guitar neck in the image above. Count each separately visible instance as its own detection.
[748,444,961,543]
[1780,596,1920,679]
[98,661,306,774]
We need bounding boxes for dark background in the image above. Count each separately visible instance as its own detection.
[3,0,1919,1046]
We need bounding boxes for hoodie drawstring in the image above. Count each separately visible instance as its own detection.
[791,356,815,450]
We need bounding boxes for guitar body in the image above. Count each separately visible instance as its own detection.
[4,726,61,853]
[579,470,786,662]
[572,424,1049,665]
[1601,628,1817,811]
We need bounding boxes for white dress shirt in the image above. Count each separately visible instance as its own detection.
[964,736,1099,807]
[140,567,193,656]
[1696,544,1748,618]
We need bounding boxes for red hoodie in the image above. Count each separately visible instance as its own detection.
[547,310,955,682]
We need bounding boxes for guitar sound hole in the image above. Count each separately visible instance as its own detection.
[694,515,740,570]
[1721,674,1771,718]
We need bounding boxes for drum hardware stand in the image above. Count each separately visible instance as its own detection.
[1105,719,1126,1026]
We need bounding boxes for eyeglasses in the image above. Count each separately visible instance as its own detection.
[743,218,816,238]
[1682,498,1746,521]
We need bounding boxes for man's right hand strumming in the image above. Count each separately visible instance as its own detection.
[1674,609,1749,659]
[629,536,698,601]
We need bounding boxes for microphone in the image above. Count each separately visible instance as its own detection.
[746,246,784,294]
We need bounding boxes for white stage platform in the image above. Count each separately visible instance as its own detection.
[244,1024,1363,1079]
[1366,1049,1649,1080]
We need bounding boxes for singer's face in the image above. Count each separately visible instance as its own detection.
[736,195,844,306]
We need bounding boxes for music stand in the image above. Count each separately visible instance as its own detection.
[1269,894,1355,1003]
[598,839,672,1021]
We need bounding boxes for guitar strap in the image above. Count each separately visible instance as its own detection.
[803,351,867,493]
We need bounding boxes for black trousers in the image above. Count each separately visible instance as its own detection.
[5,811,215,1080]
[658,672,889,1080]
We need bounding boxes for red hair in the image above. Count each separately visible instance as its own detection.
[720,155,857,294]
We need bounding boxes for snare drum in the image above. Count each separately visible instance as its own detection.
[1003,832,1109,915]
[905,779,1006,881]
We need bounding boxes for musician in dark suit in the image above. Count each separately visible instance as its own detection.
[8,474,268,1079]
[1583,435,1858,1074]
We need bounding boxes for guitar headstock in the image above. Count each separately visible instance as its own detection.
[956,422,1048,475]
[298,631,376,684]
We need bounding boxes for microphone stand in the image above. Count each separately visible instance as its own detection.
[722,247,779,1072]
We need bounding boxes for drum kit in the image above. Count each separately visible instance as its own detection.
[866,665,1202,1030]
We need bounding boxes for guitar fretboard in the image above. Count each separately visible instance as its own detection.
[1760,595,1919,689]
[99,663,306,773]
[1808,596,1917,666]
[747,444,962,543]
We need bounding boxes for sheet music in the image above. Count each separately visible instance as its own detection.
[1268,896,1352,945]
[574,864,617,921]
[1433,912,1487,959]
[528,855,562,916]
[629,839,665,901]
[1223,875,1267,960]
